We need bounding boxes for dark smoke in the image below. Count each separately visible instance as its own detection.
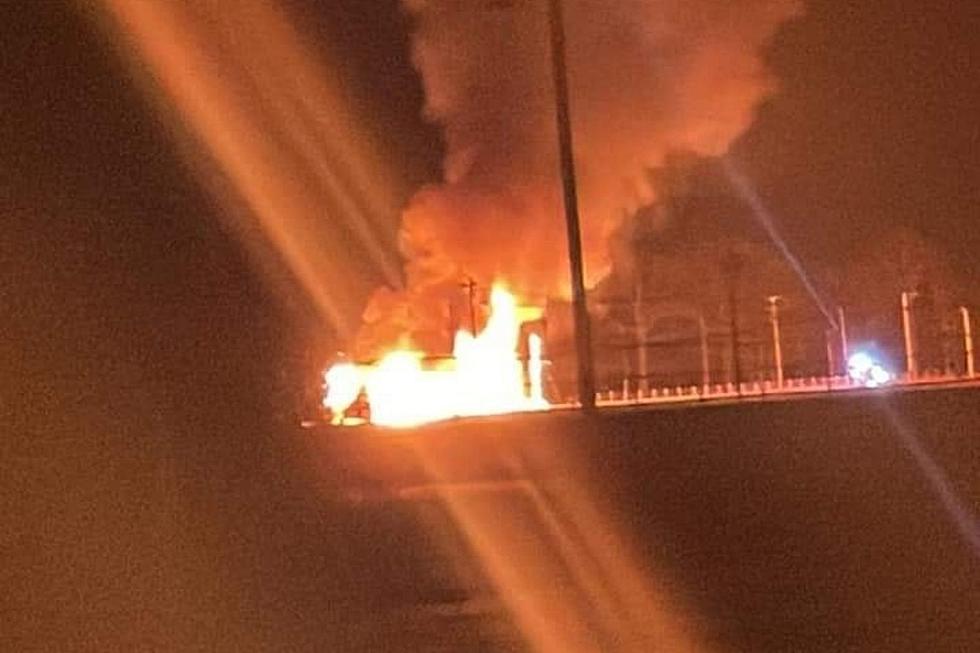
[356,0,801,357]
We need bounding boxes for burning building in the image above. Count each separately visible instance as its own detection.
[325,0,803,425]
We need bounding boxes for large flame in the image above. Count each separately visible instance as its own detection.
[324,286,548,428]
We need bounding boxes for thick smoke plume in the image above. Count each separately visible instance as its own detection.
[356,0,801,357]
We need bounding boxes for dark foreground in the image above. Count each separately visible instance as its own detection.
[311,386,980,652]
[7,387,979,651]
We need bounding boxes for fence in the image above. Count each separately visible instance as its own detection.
[543,294,979,404]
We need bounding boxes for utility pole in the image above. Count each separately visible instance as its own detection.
[698,313,710,390]
[901,290,918,379]
[724,250,744,396]
[961,306,975,378]
[634,272,649,394]
[547,0,595,409]
[767,295,784,388]
[837,306,849,371]
[824,329,836,388]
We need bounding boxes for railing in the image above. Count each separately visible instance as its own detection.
[590,371,978,407]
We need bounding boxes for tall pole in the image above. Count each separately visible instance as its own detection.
[767,296,784,388]
[699,313,710,390]
[837,306,849,371]
[724,250,744,396]
[961,306,975,378]
[634,272,649,394]
[901,291,917,379]
[547,0,595,409]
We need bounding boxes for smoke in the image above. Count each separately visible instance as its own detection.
[356,0,801,357]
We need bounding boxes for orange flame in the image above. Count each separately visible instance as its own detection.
[324,286,547,427]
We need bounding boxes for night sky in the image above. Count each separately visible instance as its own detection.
[307,0,980,273]
[3,2,977,354]
[2,1,978,650]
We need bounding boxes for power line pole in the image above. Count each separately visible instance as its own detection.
[824,329,836,388]
[961,306,975,378]
[724,250,744,396]
[901,290,918,379]
[837,306,849,371]
[767,295,784,388]
[634,272,649,394]
[547,0,595,410]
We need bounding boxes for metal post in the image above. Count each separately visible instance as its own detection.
[767,296,784,388]
[728,259,742,397]
[837,306,849,371]
[547,0,595,409]
[961,306,975,378]
[724,251,744,397]
[699,313,710,391]
[634,273,648,395]
[902,291,917,379]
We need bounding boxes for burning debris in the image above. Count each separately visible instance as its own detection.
[324,286,548,427]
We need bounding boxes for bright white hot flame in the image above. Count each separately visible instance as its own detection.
[363,351,457,427]
[323,285,549,428]
[322,362,363,424]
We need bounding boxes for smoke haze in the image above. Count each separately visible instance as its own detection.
[357,0,801,356]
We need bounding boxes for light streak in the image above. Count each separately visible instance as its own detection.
[721,156,839,329]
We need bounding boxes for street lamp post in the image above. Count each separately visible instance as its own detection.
[546,0,595,409]
[767,295,784,388]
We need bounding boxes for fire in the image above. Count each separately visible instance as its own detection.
[323,286,548,428]
[323,361,363,425]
